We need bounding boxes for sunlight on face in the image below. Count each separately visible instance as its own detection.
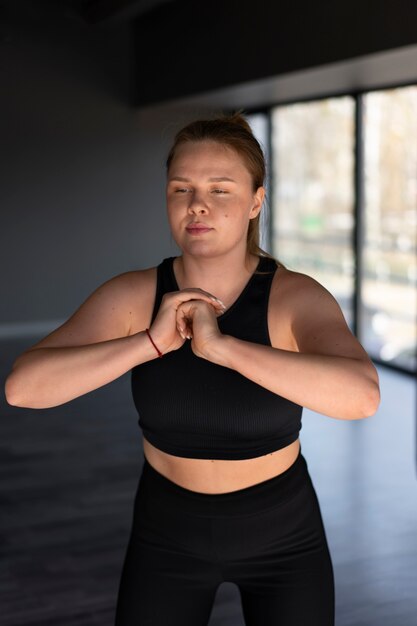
[166,140,264,259]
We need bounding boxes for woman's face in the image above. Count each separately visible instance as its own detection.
[166,140,264,259]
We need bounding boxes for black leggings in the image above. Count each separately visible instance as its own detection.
[115,450,335,625]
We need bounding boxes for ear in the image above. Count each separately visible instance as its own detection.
[249,186,265,219]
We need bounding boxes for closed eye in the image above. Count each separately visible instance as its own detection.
[211,189,228,194]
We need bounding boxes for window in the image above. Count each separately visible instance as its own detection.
[246,112,270,251]
[361,86,417,371]
[266,85,417,373]
[271,97,355,328]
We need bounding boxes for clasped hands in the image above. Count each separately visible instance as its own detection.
[148,288,227,361]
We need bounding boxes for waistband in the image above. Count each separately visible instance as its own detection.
[139,448,311,517]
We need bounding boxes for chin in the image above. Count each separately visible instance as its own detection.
[179,241,220,257]
[176,236,243,259]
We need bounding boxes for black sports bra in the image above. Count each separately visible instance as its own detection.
[130,255,303,460]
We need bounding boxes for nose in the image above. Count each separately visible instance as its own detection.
[187,190,208,215]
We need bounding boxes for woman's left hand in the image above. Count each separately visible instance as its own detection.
[175,299,224,360]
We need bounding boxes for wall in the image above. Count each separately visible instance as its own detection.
[2,0,417,339]
[0,2,209,338]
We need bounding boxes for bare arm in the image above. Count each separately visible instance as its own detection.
[176,271,381,420]
[210,338,379,420]
[5,269,225,409]
[4,272,157,408]
[5,332,161,409]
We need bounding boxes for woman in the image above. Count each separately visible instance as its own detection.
[5,113,380,626]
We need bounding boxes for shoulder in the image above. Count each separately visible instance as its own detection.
[78,264,159,337]
[270,266,340,313]
[116,265,159,333]
[21,265,160,352]
[97,265,157,304]
[268,266,351,350]
[118,265,158,291]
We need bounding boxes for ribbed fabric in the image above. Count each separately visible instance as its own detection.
[131,255,303,460]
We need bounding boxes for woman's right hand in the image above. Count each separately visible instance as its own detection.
[148,288,226,354]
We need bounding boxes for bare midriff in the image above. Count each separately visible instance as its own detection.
[142,436,301,494]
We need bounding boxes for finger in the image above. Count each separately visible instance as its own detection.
[177,303,224,324]
[186,288,226,309]
[184,316,193,339]
[176,308,187,339]
[169,289,226,311]
[176,308,192,339]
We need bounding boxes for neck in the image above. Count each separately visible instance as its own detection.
[174,249,260,303]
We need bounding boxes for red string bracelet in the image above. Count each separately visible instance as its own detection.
[145,328,163,358]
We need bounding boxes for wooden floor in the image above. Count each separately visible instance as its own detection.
[1,337,416,625]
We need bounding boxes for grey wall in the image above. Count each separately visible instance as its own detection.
[0,3,210,338]
[2,1,416,341]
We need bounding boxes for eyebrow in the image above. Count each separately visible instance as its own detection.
[168,176,237,183]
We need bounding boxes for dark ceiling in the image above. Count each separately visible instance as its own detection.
[0,0,178,28]
[68,0,177,24]
[2,0,417,107]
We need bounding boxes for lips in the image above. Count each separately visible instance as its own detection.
[186,223,213,234]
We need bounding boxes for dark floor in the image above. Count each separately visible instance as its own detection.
[1,337,416,625]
